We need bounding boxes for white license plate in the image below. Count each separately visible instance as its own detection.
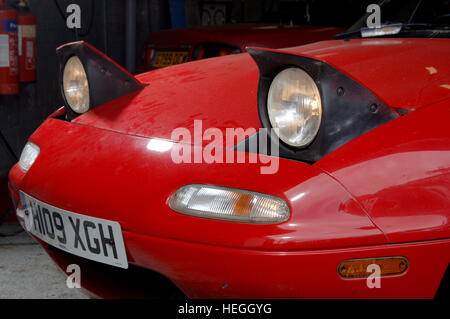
[19,192,128,269]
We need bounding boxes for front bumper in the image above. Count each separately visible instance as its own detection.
[8,189,450,298]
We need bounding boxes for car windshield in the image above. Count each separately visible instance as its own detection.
[341,0,450,38]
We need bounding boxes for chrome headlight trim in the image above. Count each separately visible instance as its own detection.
[267,67,322,148]
[63,55,90,114]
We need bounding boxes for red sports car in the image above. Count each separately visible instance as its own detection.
[8,0,450,298]
[142,23,344,70]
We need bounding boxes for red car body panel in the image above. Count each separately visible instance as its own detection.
[278,38,450,111]
[316,98,450,244]
[8,118,385,251]
[7,38,450,298]
[104,235,450,298]
[38,230,450,298]
[76,39,450,144]
[74,53,261,148]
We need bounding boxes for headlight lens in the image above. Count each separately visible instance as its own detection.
[267,67,322,148]
[169,184,290,224]
[19,142,40,172]
[63,56,90,114]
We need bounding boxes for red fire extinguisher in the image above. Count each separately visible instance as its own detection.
[16,0,35,82]
[0,0,19,94]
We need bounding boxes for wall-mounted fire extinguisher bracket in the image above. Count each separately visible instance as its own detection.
[0,0,19,94]
[15,0,36,82]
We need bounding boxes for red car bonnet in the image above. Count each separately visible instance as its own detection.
[73,38,450,143]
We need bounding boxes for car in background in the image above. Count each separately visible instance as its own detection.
[141,23,344,70]
[140,0,352,71]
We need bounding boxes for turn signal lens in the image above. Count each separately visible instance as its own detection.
[338,257,408,278]
[169,184,290,224]
[19,142,40,172]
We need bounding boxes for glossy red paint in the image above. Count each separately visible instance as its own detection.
[9,191,450,298]
[106,234,450,298]
[31,229,450,298]
[143,24,344,69]
[276,38,450,111]
[8,118,386,251]
[75,39,450,145]
[315,98,450,244]
[8,38,450,298]
[74,53,260,147]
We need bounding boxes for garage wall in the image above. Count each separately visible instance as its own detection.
[0,0,170,178]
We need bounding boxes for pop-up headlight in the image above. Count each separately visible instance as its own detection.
[268,67,322,148]
[63,56,90,114]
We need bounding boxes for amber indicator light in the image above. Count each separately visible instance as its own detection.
[338,257,408,278]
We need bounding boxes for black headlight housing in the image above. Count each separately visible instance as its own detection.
[57,41,144,121]
[240,48,400,163]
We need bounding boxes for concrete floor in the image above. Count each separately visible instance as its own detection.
[0,222,87,299]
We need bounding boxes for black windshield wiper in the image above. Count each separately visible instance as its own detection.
[335,23,400,39]
[336,23,450,39]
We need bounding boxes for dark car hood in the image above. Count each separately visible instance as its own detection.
[146,23,344,50]
[74,38,450,141]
